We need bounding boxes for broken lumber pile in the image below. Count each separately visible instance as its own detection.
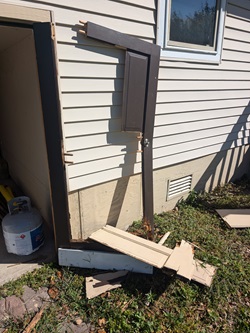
[89,225,216,287]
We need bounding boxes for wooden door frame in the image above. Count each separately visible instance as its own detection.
[0,5,71,249]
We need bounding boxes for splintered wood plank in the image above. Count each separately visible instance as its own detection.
[86,271,128,299]
[89,225,173,269]
[177,240,195,280]
[192,260,217,287]
[163,240,194,280]
[216,209,250,228]
[158,232,171,245]
[58,248,153,274]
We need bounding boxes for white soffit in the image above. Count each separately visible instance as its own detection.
[216,209,250,228]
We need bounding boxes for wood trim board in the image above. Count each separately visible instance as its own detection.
[88,226,217,286]
[216,209,250,228]
[58,248,153,274]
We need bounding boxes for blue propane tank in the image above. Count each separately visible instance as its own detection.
[2,196,44,255]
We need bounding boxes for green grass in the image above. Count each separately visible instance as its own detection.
[1,180,250,332]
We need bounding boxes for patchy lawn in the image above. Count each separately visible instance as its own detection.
[1,179,250,333]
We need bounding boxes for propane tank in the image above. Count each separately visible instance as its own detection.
[2,196,44,255]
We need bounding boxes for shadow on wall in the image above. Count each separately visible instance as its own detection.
[193,1,250,191]
[106,63,140,227]
[194,102,250,192]
[75,27,140,228]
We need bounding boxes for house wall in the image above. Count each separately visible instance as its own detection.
[71,145,250,239]
[1,0,250,238]
[0,27,51,224]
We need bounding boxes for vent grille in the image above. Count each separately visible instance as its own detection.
[167,175,192,199]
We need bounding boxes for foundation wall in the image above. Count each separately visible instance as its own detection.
[69,145,250,239]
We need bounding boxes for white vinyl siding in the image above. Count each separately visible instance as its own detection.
[153,0,250,170]
[1,0,250,193]
[7,0,155,192]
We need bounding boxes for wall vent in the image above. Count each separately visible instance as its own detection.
[167,175,192,199]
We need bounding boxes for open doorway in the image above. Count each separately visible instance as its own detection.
[0,24,56,285]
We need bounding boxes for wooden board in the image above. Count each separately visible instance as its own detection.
[86,227,217,286]
[192,260,217,287]
[58,248,153,274]
[163,240,194,280]
[86,270,128,299]
[89,225,172,269]
[216,209,250,228]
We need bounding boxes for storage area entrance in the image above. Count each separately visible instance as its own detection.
[0,24,56,285]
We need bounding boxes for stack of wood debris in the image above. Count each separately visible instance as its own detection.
[59,225,217,299]
[89,226,217,287]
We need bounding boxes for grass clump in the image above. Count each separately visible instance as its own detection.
[1,180,250,332]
